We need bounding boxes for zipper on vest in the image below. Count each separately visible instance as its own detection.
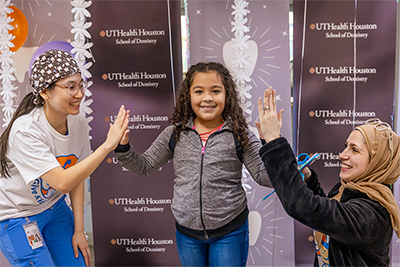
[197,130,226,240]
[199,143,208,240]
[196,128,225,240]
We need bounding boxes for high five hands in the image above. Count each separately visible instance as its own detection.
[255,87,284,143]
[106,105,130,151]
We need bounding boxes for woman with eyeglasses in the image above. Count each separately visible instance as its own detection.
[0,49,129,266]
[256,87,400,266]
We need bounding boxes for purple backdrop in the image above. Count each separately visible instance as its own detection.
[88,1,182,265]
[293,0,398,265]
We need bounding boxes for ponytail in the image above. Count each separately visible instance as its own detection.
[0,92,43,178]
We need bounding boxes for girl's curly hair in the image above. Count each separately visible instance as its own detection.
[171,62,249,147]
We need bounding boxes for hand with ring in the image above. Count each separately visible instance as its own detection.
[255,87,284,143]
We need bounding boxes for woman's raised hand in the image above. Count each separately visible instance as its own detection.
[105,105,130,151]
[256,87,284,143]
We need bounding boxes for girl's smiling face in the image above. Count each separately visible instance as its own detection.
[190,71,226,128]
[339,130,370,182]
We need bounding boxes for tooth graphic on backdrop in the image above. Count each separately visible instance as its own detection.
[248,210,262,246]
[222,40,258,78]
[222,37,262,249]
[223,0,263,250]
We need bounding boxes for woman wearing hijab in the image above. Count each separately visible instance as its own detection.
[256,87,400,266]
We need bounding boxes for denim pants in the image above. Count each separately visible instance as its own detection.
[0,196,86,266]
[176,219,249,267]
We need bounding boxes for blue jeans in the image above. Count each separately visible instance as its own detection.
[0,196,86,266]
[176,219,249,266]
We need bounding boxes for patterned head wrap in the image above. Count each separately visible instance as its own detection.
[29,49,80,94]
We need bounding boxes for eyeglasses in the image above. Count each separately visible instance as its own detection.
[55,81,87,96]
[364,118,394,160]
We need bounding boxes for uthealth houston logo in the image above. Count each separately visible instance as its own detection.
[99,29,166,38]
[110,238,173,246]
[308,66,376,75]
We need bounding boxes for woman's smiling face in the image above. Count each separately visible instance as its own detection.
[339,130,370,182]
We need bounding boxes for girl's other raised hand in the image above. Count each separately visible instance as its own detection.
[105,105,130,151]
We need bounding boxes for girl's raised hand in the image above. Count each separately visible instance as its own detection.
[105,105,130,151]
[119,123,130,145]
[256,87,283,143]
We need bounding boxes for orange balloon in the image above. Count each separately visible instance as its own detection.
[8,6,28,52]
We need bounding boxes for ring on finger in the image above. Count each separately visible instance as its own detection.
[264,106,270,110]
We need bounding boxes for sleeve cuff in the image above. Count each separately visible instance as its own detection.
[114,143,130,153]
[259,137,288,156]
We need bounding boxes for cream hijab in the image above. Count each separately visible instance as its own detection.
[337,120,400,237]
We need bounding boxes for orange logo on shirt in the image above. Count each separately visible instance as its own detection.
[57,154,78,170]
[31,154,79,204]
[43,154,78,197]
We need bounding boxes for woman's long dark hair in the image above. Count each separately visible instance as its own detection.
[171,62,249,147]
[0,88,49,178]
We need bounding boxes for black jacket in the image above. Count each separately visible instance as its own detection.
[259,137,393,266]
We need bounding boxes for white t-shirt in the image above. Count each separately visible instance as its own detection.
[0,107,91,221]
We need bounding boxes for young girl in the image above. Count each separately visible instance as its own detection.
[0,49,129,266]
[257,88,400,266]
[115,62,271,266]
